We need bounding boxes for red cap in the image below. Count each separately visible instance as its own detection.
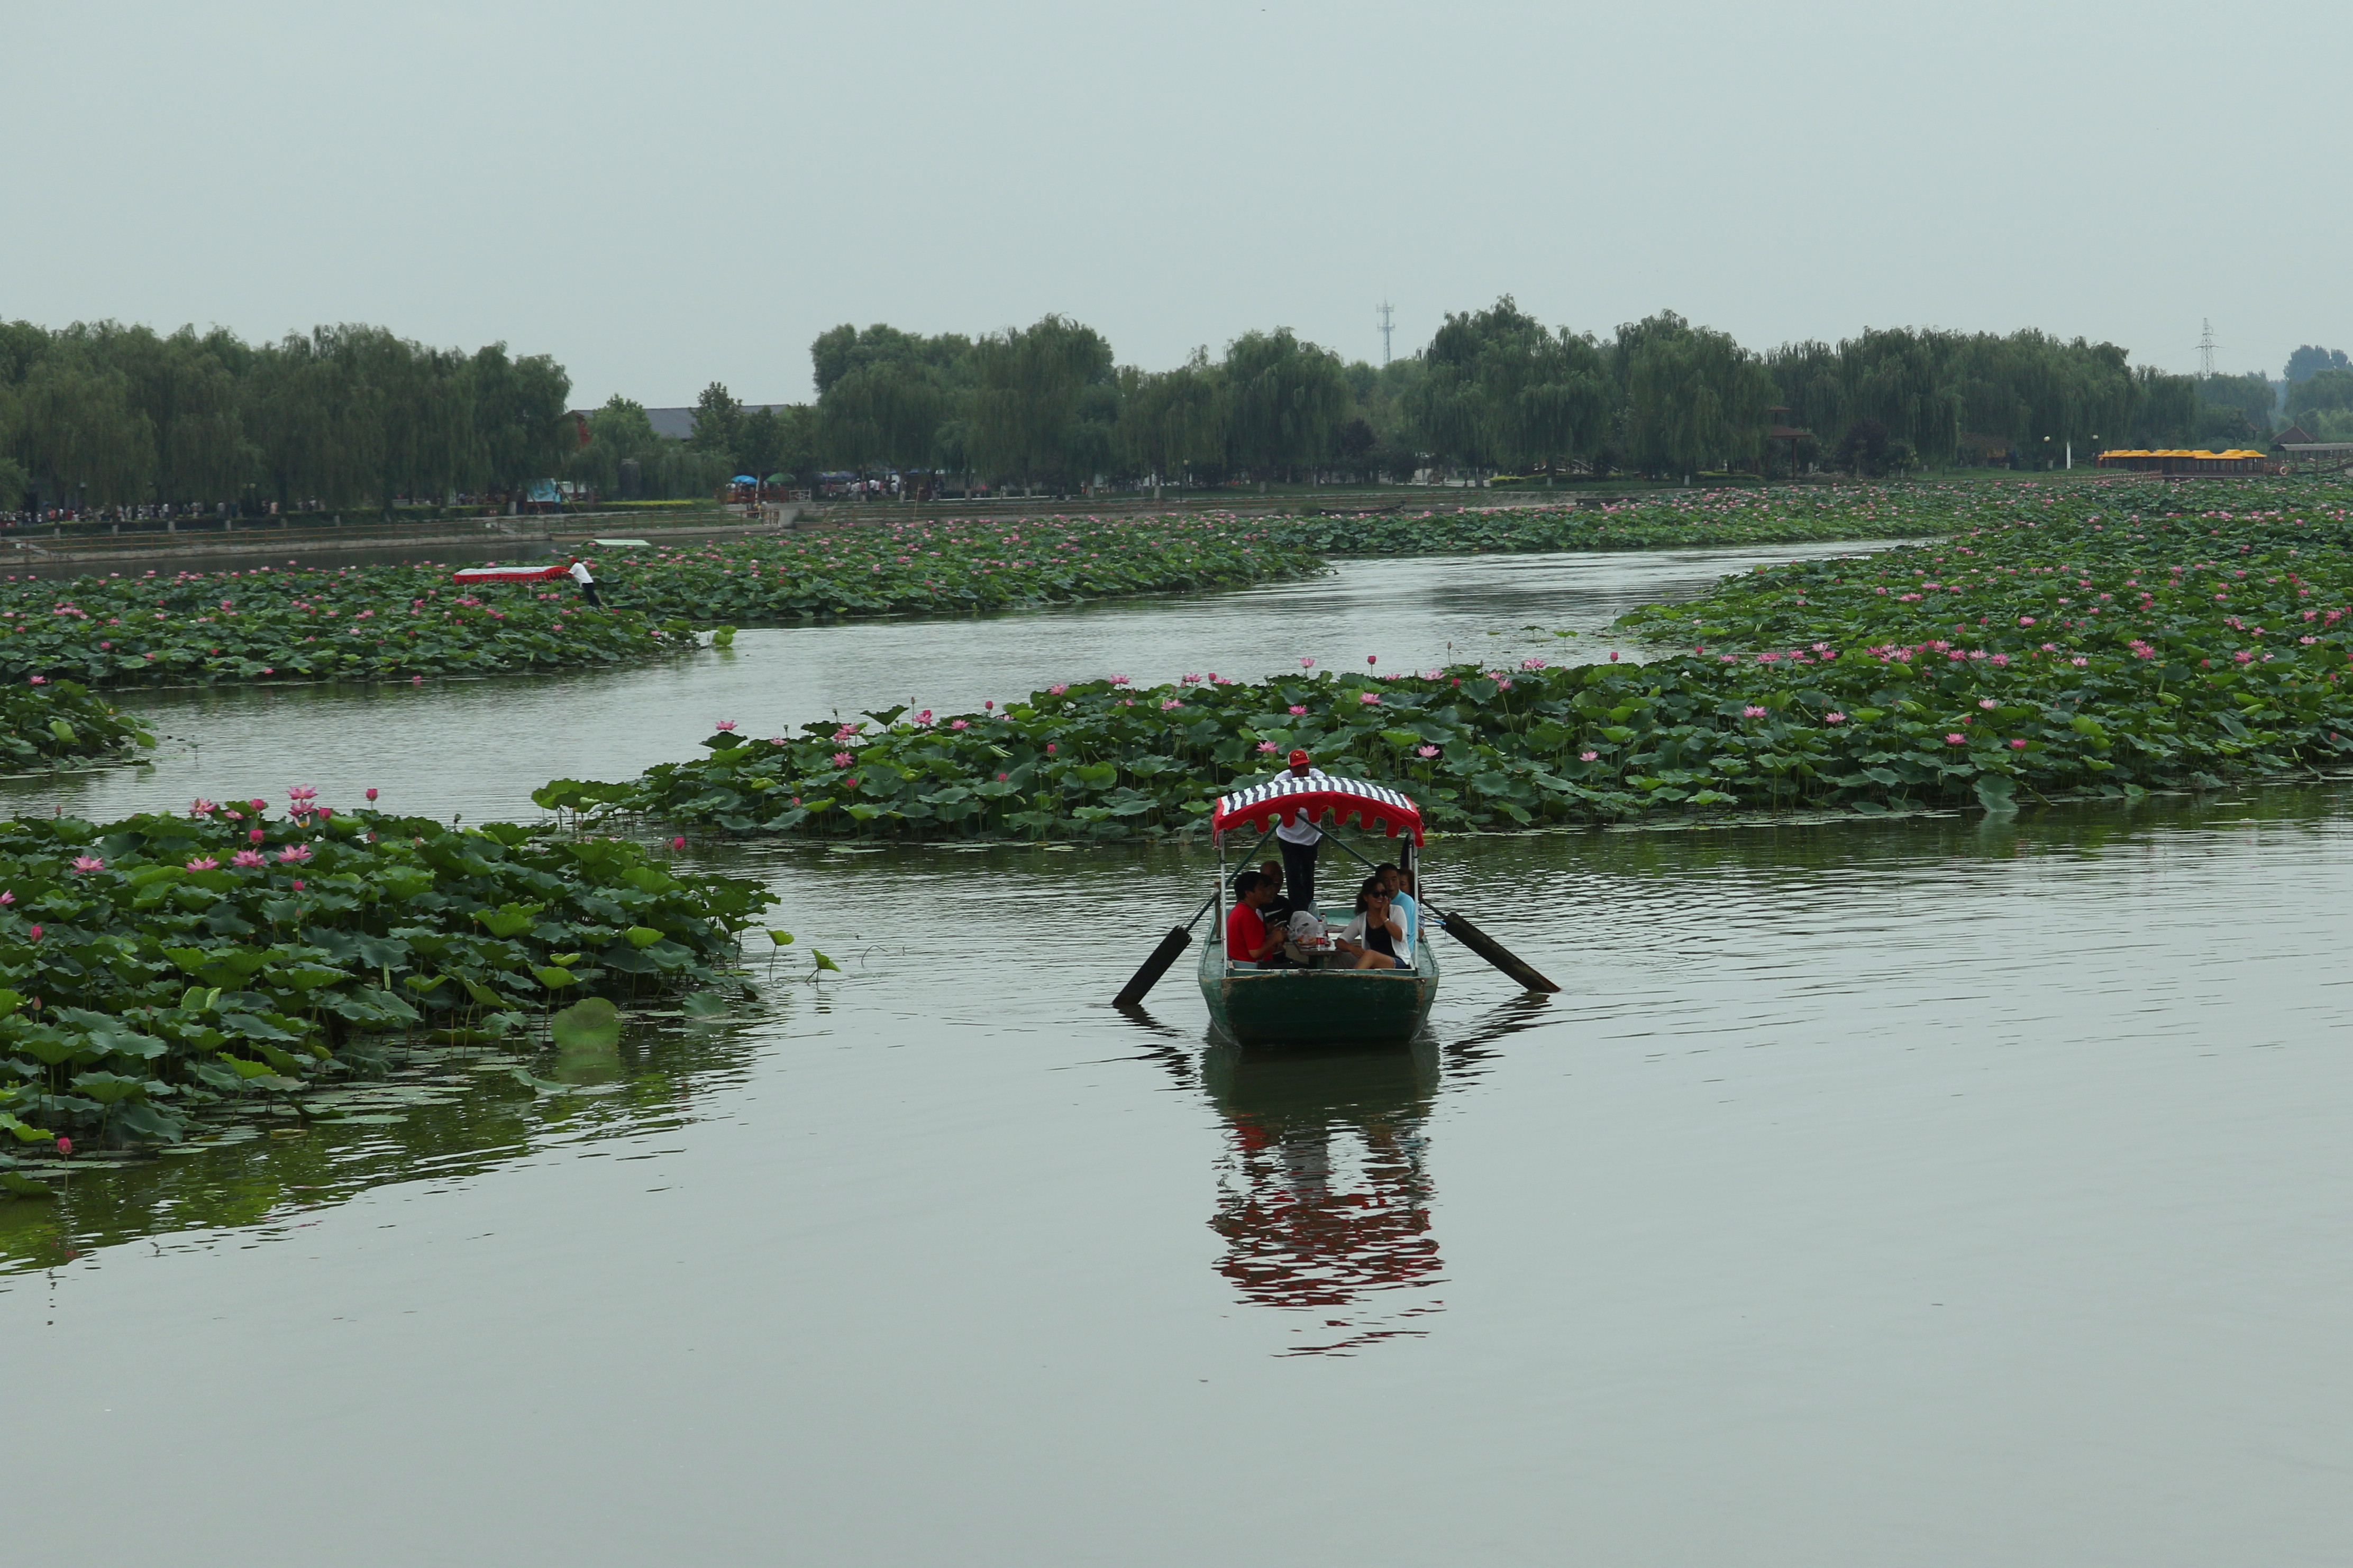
[1287,749,1310,767]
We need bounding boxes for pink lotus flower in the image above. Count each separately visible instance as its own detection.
[231,850,265,868]
[1047,684,1069,696]
[2072,657,2089,667]
[1742,705,1767,719]
[2018,616,2036,627]
[1825,712,1846,724]
[287,786,317,802]
[55,1136,69,1156]
[27,676,42,685]
[1110,674,1130,685]
[714,720,737,731]
[1945,732,1966,745]
[0,892,12,905]
[1366,655,1377,666]
[832,751,854,765]
[1579,750,1599,762]
[1046,743,1057,754]
[277,843,312,864]
[670,836,687,850]
[2010,738,2027,749]
[189,797,217,815]
[249,828,264,843]
[70,856,103,873]
[1608,652,1619,662]
[1416,744,1439,757]
[1299,657,1315,668]
[1288,704,1306,716]
[995,772,1008,782]
[1496,678,1514,691]
[1160,698,1182,710]
[26,925,40,942]
[365,787,378,801]
[186,856,218,871]
[914,710,933,724]
[1257,740,1279,753]
[248,798,266,812]
[1978,698,1997,709]
[1520,657,1546,670]
[1360,692,1380,704]
[290,879,305,892]
[952,718,971,729]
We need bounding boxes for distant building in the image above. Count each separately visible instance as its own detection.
[644,405,794,442]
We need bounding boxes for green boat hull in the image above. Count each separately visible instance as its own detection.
[1199,927,1439,1046]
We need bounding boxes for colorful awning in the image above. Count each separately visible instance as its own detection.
[1211,774,1425,846]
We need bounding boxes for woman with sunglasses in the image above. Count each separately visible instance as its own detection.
[1333,876,1406,971]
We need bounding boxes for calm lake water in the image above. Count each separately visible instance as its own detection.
[1,545,2347,1566]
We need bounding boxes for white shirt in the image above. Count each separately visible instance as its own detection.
[568,561,594,585]
[1272,767,1330,846]
[1339,906,1406,959]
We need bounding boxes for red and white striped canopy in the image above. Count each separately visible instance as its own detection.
[450,564,568,585]
[1211,774,1424,845]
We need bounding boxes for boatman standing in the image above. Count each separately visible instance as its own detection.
[1275,748,1330,915]
[567,555,602,608]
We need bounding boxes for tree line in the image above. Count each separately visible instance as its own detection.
[661,300,2228,491]
[7,302,2286,514]
[0,320,576,514]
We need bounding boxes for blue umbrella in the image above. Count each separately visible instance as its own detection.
[732,474,758,483]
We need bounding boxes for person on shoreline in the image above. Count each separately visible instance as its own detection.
[1274,748,1329,914]
[567,555,602,608]
[1334,878,1404,970]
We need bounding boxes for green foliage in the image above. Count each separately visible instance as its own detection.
[0,797,774,1147]
[0,678,151,762]
[0,562,692,686]
[594,513,1326,623]
[0,319,574,510]
[609,479,2353,840]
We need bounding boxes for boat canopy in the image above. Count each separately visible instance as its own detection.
[1212,774,1424,846]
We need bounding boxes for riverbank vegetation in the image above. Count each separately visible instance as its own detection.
[0,793,774,1160]
[0,564,690,686]
[600,480,2353,840]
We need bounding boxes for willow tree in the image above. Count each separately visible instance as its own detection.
[966,315,1115,492]
[1222,328,1350,481]
[1409,297,1609,473]
[1616,313,1776,476]
[1119,350,1228,490]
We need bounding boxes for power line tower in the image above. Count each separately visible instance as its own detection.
[2198,318,2218,379]
[1376,300,1396,365]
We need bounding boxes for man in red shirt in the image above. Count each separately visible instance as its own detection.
[1225,870,1288,966]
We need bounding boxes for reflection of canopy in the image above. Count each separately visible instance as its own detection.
[1213,774,1423,845]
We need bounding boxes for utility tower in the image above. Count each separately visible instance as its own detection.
[2198,319,2217,379]
[1377,300,1396,365]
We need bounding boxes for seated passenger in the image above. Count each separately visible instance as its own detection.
[1333,877,1406,970]
[1225,870,1291,967]
[1256,859,1293,927]
[1375,862,1421,953]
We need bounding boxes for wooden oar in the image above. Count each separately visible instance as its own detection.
[1113,889,1221,1008]
[1430,906,1561,993]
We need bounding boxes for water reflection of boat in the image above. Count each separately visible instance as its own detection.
[1202,1038,1445,1353]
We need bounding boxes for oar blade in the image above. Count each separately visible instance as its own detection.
[1114,925,1194,1008]
[1435,908,1561,993]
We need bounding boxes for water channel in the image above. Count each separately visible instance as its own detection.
[0,544,2345,1566]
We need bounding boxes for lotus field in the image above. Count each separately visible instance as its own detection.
[0,679,154,766]
[0,791,775,1160]
[0,563,690,689]
[603,481,2353,839]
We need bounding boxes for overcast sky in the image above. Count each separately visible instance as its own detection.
[7,0,2341,407]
